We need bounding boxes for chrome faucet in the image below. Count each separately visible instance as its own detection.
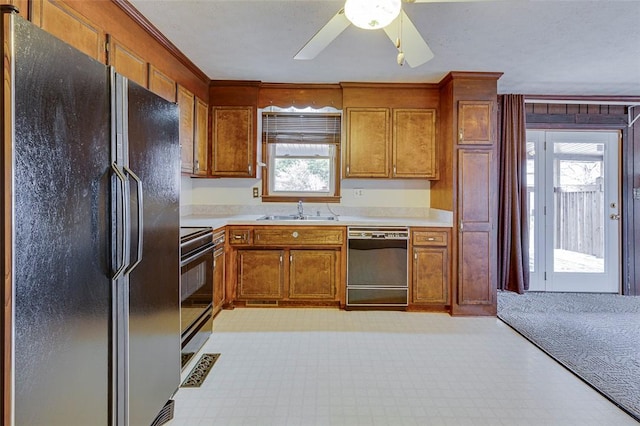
[297,200,304,217]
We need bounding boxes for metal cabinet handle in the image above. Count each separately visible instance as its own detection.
[427,237,435,241]
[123,165,143,275]
[292,231,299,238]
[111,163,129,280]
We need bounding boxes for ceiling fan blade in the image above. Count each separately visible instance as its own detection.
[294,8,350,60]
[383,10,434,68]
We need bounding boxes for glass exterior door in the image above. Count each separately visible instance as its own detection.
[527,130,620,292]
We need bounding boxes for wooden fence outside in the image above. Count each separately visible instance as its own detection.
[554,185,604,258]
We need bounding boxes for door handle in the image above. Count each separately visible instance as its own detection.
[123,165,143,274]
[610,214,620,220]
[111,163,129,280]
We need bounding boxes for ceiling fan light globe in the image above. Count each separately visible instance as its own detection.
[344,0,401,30]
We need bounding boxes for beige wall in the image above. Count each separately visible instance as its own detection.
[182,177,431,215]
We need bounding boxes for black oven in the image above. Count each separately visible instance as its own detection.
[180,227,214,368]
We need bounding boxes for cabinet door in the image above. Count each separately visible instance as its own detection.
[458,101,493,145]
[177,85,195,174]
[194,98,209,176]
[289,250,336,300]
[148,64,176,102]
[212,106,254,177]
[412,247,449,304]
[107,35,147,88]
[213,247,225,310]
[393,109,437,179]
[237,250,283,299]
[344,108,390,178]
[32,0,105,61]
[457,149,494,305]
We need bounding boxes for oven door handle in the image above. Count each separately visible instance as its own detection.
[181,244,214,267]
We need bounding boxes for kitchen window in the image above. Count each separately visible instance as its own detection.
[261,108,341,202]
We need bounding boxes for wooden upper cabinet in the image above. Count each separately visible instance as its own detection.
[344,108,390,178]
[107,35,147,88]
[32,0,105,61]
[458,101,493,145]
[193,97,209,176]
[177,85,195,174]
[393,109,437,179]
[148,64,176,102]
[345,107,438,179]
[212,106,254,177]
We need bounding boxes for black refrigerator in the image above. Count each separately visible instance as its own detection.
[5,9,181,426]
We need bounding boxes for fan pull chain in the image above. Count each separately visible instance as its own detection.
[397,9,405,66]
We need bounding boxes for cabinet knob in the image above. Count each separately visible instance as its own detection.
[292,231,299,238]
[427,237,435,241]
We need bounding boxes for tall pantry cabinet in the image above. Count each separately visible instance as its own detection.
[432,72,502,316]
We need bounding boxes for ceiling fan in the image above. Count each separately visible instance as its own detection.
[294,0,491,68]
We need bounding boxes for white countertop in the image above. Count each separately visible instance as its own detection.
[181,211,453,230]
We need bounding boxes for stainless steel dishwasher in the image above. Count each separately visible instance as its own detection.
[346,227,409,308]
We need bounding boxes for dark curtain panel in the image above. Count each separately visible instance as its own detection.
[497,94,530,293]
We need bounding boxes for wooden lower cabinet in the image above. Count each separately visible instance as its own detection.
[230,226,344,305]
[289,250,336,299]
[236,249,338,302]
[410,228,451,308]
[237,250,284,299]
[412,247,449,304]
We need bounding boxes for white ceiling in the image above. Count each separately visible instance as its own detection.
[129,0,640,96]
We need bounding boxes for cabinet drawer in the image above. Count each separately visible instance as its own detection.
[413,230,448,246]
[254,228,344,246]
[229,229,251,245]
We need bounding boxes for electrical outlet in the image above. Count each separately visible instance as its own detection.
[252,187,259,198]
[354,188,364,197]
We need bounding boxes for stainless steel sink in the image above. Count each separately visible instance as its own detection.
[257,214,338,221]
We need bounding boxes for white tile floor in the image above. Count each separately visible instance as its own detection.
[169,308,636,426]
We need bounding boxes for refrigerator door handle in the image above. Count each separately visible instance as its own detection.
[124,165,144,274]
[112,162,130,280]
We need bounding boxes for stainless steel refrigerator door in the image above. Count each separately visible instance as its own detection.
[125,80,181,426]
[13,16,111,426]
